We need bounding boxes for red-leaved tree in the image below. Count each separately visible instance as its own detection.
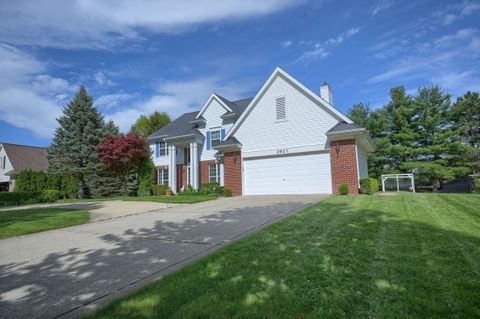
[97,133,150,195]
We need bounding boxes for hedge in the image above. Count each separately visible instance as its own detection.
[359,177,379,195]
[14,169,78,198]
[200,182,224,195]
[0,190,62,207]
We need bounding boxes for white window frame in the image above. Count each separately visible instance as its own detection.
[157,168,169,185]
[210,130,221,148]
[1,156,5,169]
[209,163,220,183]
[159,142,168,156]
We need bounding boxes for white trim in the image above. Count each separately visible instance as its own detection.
[196,93,233,119]
[242,143,329,159]
[225,66,352,139]
[355,141,360,188]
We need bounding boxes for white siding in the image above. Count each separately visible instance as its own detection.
[244,152,332,195]
[198,98,233,161]
[357,144,368,178]
[234,74,340,156]
[0,145,13,184]
[151,143,185,166]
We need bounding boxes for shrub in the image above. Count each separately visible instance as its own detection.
[41,190,61,202]
[339,184,349,195]
[359,177,379,195]
[61,175,79,198]
[14,169,79,198]
[0,192,44,207]
[180,185,198,196]
[152,184,168,196]
[200,182,223,195]
[223,188,233,197]
[137,179,152,197]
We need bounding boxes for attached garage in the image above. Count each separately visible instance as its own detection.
[243,152,332,195]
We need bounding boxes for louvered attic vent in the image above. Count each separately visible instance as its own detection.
[276,96,286,120]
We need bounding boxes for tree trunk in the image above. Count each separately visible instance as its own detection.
[78,177,91,198]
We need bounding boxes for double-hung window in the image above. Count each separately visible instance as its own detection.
[159,142,168,156]
[211,130,221,147]
[157,169,169,185]
[209,164,220,183]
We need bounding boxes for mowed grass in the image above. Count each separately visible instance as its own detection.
[87,193,480,319]
[0,208,90,239]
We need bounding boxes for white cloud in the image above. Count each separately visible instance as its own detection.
[280,40,293,48]
[442,1,480,25]
[367,28,480,96]
[371,0,394,16]
[0,0,303,50]
[95,93,135,110]
[296,27,360,63]
[0,45,74,138]
[106,77,256,132]
[94,72,115,86]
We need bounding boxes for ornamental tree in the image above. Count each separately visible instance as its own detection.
[97,133,150,195]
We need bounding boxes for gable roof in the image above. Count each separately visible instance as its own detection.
[327,121,362,134]
[148,112,201,140]
[225,66,352,139]
[148,96,253,141]
[1,143,48,173]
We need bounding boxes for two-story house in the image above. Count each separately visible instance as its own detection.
[148,67,375,196]
[0,143,49,192]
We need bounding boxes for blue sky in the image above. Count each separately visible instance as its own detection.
[1,0,479,147]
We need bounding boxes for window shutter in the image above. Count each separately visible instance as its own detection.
[206,131,211,150]
[276,97,286,120]
[155,142,160,157]
[220,128,225,141]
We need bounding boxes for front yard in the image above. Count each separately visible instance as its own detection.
[0,208,90,239]
[87,193,480,318]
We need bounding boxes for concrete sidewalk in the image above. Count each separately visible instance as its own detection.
[0,195,327,319]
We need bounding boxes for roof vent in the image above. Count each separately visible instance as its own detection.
[320,81,333,105]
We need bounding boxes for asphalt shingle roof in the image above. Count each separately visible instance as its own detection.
[215,137,241,148]
[148,96,253,140]
[1,143,48,174]
[327,121,363,133]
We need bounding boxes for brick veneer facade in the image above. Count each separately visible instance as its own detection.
[223,151,242,196]
[330,139,359,195]
[199,160,216,185]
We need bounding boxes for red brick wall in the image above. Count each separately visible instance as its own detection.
[200,160,216,185]
[330,139,359,195]
[224,151,242,196]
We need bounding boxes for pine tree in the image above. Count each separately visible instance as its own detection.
[48,86,105,197]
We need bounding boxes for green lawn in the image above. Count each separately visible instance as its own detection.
[56,195,217,204]
[86,193,480,319]
[0,208,90,239]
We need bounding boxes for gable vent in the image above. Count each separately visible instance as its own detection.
[276,97,286,120]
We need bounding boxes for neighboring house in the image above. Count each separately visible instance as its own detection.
[0,143,49,192]
[148,67,375,196]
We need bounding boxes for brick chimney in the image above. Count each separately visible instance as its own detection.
[320,81,333,105]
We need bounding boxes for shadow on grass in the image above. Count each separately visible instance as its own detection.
[0,196,479,318]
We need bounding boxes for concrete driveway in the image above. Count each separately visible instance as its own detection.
[0,195,327,319]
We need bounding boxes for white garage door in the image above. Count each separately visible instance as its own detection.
[243,152,332,195]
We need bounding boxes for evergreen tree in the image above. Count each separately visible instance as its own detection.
[89,120,124,197]
[48,86,105,197]
[130,111,171,137]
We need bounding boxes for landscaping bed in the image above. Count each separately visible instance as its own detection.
[0,208,90,239]
[86,193,480,318]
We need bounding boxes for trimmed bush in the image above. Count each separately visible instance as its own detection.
[152,184,168,196]
[0,192,44,207]
[14,169,79,198]
[180,185,198,196]
[359,177,379,195]
[200,182,223,195]
[41,190,61,202]
[339,184,349,195]
[223,188,233,197]
[137,179,152,197]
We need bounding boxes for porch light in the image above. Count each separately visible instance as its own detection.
[335,143,340,154]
